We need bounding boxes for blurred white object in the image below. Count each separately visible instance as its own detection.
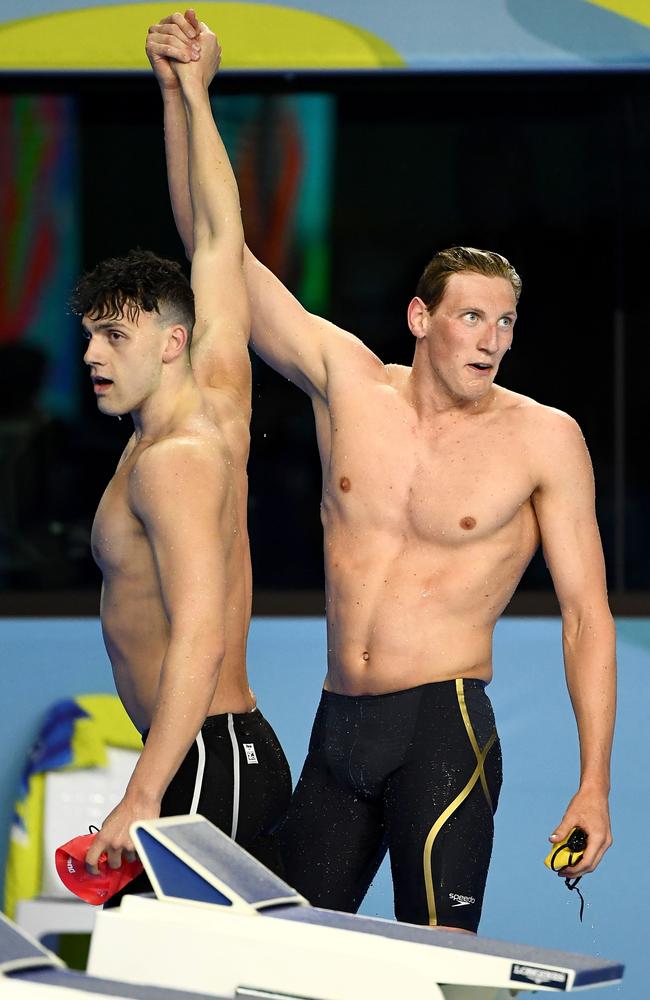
[15,747,138,940]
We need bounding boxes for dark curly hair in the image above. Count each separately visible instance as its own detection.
[70,249,195,345]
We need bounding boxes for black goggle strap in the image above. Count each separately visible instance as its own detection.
[550,847,586,923]
[88,825,100,835]
[565,876,585,923]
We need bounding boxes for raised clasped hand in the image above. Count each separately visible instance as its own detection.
[146,9,221,91]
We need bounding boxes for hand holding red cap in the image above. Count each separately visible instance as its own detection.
[55,831,143,904]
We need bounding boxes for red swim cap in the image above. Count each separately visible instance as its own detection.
[55,832,143,904]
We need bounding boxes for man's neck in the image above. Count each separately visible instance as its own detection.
[406,351,497,422]
[131,372,203,441]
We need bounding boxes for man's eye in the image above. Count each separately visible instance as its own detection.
[109,331,122,341]
[465,312,478,322]
[498,317,513,328]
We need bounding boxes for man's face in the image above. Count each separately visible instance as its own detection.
[82,307,168,417]
[418,271,517,403]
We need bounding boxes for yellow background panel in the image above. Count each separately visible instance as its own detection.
[0,2,404,71]
[585,0,650,29]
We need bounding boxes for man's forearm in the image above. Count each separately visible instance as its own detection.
[124,633,223,805]
[563,607,616,791]
[162,87,194,257]
[182,82,242,254]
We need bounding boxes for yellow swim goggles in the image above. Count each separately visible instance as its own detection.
[544,826,587,872]
[544,826,587,922]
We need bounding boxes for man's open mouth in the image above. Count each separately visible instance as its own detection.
[92,376,113,386]
[468,363,492,372]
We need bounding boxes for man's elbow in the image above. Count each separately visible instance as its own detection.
[561,599,615,642]
[170,624,226,673]
[202,629,227,673]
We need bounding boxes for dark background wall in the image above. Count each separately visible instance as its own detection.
[1,70,648,610]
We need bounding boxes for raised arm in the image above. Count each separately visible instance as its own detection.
[532,411,615,876]
[147,11,380,403]
[86,442,228,870]
[243,248,379,399]
[146,10,197,256]
[148,14,250,402]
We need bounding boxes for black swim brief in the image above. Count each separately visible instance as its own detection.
[105,707,291,907]
[279,678,501,932]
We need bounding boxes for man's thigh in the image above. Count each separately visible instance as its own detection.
[279,752,387,912]
[384,685,502,932]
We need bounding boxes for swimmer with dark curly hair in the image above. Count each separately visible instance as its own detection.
[73,27,291,896]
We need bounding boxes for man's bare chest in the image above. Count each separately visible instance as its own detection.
[90,464,149,577]
[322,403,534,545]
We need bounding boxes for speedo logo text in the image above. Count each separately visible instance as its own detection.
[449,892,475,907]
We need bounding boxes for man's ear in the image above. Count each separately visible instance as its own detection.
[162,324,189,363]
[407,296,429,340]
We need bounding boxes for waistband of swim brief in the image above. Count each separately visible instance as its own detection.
[142,706,260,743]
[320,678,487,706]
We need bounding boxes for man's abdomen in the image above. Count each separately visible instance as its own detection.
[323,535,527,694]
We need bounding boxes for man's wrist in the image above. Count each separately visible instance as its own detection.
[181,81,210,110]
[124,784,162,812]
[577,774,611,796]
[161,80,182,99]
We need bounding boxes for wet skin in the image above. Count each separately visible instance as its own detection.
[84,311,255,732]
[309,273,539,693]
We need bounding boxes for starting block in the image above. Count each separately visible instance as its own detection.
[0,909,225,998]
[81,815,623,999]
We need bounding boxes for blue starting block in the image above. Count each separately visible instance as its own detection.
[132,816,305,911]
[81,815,624,999]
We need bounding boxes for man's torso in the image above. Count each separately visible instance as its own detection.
[314,362,544,694]
[91,388,253,730]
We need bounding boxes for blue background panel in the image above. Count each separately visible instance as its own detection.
[0,615,647,996]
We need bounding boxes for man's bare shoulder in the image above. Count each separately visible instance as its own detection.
[326,325,389,385]
[496,385,583,438]
[128,427,229,506]
[384,362,412,389]
[495,387,589,488]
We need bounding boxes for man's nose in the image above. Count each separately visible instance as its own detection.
[477,323,499,353]
[83,336,102,366]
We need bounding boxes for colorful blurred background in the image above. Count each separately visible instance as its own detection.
[0,1,648,995]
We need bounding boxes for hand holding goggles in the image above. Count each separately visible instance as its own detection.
[544,826,588,922]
